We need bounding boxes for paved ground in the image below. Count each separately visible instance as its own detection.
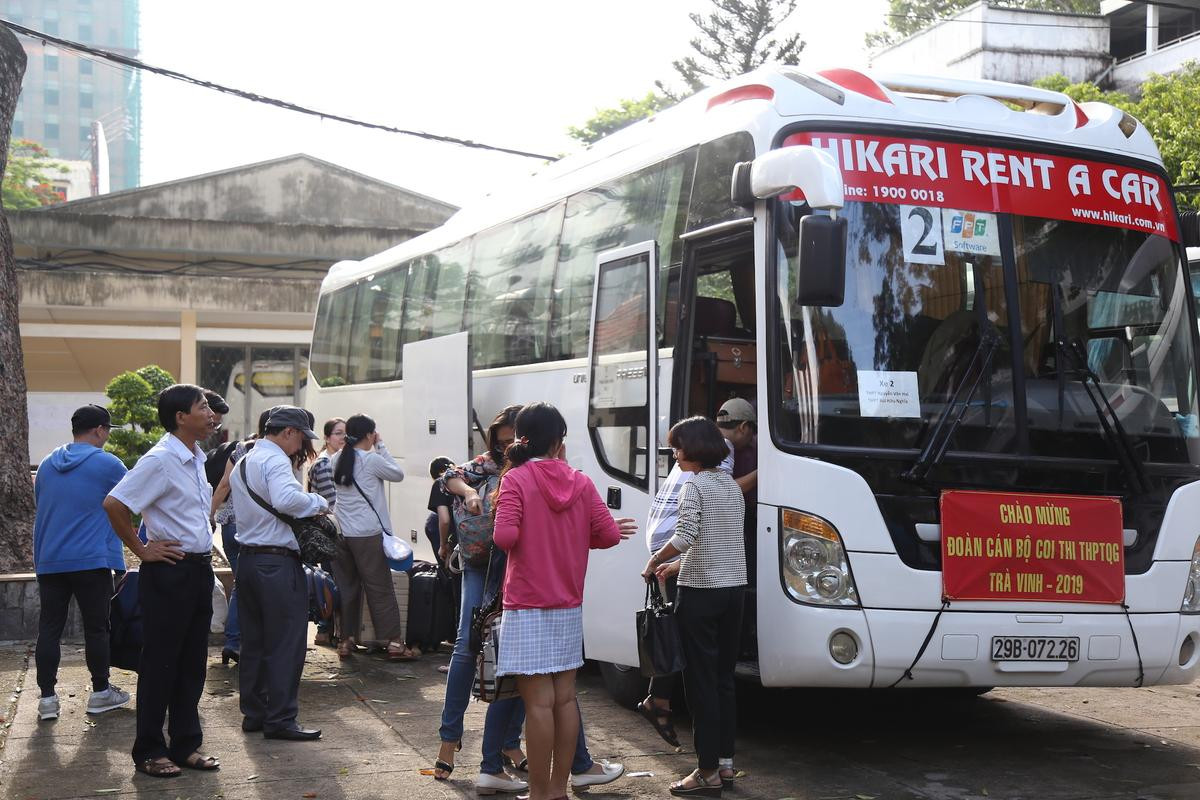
[1,633,1199,800]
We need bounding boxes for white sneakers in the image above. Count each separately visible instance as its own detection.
[37,695,60,721]
[475,770,529,795]
[87,684,131,715]
[570,759,625,787]
[38,685,131,721]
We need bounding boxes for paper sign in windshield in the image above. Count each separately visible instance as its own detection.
[941,490,1125,604]
[783,132,1179,241]
[857,370,921,418]
[899,205,944,265]
[943,209,1001,256]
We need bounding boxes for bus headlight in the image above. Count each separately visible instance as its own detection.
[781,509,859,607]
[1181,536,1200,614]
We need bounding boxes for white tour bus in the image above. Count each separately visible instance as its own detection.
[306,66,1200,699]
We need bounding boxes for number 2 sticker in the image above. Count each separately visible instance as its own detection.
[900,204,944,266]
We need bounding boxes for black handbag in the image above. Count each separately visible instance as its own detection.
[239,459,339,564]
[637,578,687,678]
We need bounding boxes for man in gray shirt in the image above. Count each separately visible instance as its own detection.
[229,406,329,740]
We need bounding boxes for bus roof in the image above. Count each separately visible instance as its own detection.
[323,65,1164,292]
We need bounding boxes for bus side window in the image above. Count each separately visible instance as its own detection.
[310,283,358,388]
[429,241,472,339]
[466,203,564,369]
[551,151,695,361]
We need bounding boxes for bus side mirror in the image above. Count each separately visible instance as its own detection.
[797,214,847,307]
[731,146,845,208]
[729,145,848,306]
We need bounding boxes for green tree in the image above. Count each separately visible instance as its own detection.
[2,139,66,210]
[1036,65,1200,208]
[104,364,176,467]
[670,0,805,96]
[568,0,804,145]
[567,93,676,146]
[868,0,1100,48]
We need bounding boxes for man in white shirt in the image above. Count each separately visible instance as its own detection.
[103,384,219,778]
[229,406,329,741]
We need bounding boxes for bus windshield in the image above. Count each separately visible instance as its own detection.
[773,199,1200,471]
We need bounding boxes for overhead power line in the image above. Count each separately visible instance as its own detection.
[0,19,558,162]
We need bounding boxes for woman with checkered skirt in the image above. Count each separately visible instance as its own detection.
[492,402,636,800]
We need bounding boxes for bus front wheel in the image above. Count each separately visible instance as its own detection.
[598,661,648,709]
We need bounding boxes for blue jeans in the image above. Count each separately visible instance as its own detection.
[437,550,595,775]
[222,522,240,652]
[439,551,523,773]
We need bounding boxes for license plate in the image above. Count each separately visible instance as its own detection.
[990,636,1079,662]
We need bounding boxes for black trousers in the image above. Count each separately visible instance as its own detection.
[132,559,213,764]
[236,550,307,733]
[676,585,744,770]
[36,568,114,696]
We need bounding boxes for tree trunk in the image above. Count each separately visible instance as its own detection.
[0,26,34,572]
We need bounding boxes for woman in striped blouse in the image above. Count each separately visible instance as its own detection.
[643,416,746,798]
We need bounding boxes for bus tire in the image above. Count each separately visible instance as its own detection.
[598,661,649,709]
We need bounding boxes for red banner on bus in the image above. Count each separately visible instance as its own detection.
[783,132,1179,242]
[940,490,1125,604]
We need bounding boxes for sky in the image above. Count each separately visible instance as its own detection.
[136,1,889,208]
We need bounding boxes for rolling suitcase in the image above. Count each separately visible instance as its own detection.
[407,562,457,650]
[356,569,410,648]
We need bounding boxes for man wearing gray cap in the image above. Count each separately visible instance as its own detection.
[229,406,329,741]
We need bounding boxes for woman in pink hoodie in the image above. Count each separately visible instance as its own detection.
[492,402,634,800]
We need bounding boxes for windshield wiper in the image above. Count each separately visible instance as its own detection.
[1058,337,1151,495]
[904,325,1002,484]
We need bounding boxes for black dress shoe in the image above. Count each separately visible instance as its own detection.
[221,648,239,666]
[241,718,263,732]
[263,727,321,741]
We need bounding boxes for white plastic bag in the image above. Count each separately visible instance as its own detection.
[210,580,229,632]
[382,531,413,571]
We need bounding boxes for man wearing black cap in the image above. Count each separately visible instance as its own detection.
[229,406,329,740]
[32,405,130,722]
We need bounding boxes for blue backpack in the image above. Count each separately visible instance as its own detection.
[304,565,339,623]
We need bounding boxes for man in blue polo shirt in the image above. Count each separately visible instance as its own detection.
[33,404,129,722]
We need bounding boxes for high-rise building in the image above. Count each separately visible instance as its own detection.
[2,0,140,190]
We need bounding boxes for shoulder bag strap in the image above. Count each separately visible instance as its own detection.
[351,476,390,535]
[238,458,292,523]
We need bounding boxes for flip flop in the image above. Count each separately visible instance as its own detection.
[135,757,181,778]
[387,643,420,662]
[180,752,220,771]
[637,696,680,748]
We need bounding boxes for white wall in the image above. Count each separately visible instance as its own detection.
[27,392,108,466]
[871,2,1109,86]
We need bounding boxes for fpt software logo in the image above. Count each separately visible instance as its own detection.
[950,212,987,239]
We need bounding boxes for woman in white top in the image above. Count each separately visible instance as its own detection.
[329,414,413,661]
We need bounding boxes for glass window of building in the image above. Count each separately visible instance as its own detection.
[44,46,59,71]
[43,8,59,34]
[79,59,93,76]
[44,114,59,141]
[44,82,59,106]
[79,85,93,109]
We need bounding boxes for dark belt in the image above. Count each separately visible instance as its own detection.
[180,552,212,564]
[243,545,300,559]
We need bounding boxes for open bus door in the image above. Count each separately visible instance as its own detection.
[402,331,471,557]
[583,242,659,696]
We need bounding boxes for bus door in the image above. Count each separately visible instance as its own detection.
[583,242,659,666]
[401,331,472,557]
